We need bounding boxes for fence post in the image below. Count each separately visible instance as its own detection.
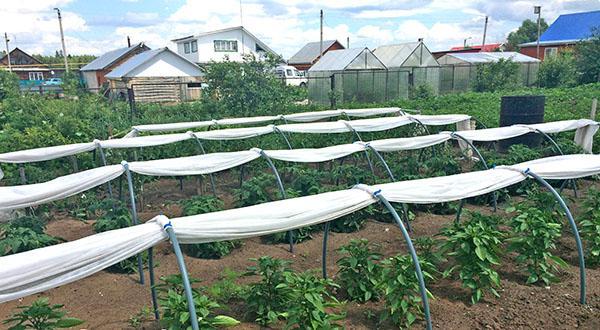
[330,74,336,109]
[127,86,136,123]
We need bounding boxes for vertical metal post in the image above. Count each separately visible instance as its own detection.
[526,170,586,305]
[18,164,27,185]
[191,135,218,197]
[162,221,200,330]
[258,150,294,253]
[96,143,114,199]
[121,161,145,284]
[322,221,330,279]
[69,155,79,173]
[148,247,159,320]
[375,192,432,330]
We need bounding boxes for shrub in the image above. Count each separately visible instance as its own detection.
[0,70,20,100]
[244,257,293,326]
[410,84,435,99]
[180,195,241,259]
[281,271,345,329]
[473,58,520,92]
[378,255,434,328]
[537,52,577,88]
[440,212,504,304]
[336,239,382,302]
[574,27,600,84]
[579,187,600,266]
[3,297,84,330]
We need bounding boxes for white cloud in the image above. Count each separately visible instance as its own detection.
[354,8,432,19]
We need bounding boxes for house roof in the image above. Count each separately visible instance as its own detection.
[80,42,148,71]
[0,47,43,65]
[288,40,341,64]
[308,47,386,72]
[105,47,202,79]
[449,43,502,52]
[171,26,275,54]
[441,52,540,63]
[520,10,600,47]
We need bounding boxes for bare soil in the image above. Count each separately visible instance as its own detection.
[1,175,600,329]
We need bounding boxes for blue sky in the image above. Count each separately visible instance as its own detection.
[1,0,598,58]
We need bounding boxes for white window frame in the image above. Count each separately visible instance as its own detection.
[190,40,198,53]
[544,47,558,58]
[184,42,191,54]
[214,40,238,52]
[28,72,44,80]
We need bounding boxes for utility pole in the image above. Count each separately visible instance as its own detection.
[3,33,11,72]
[534,5,541,59]
[346,36,349,49]
[54,8,69,72]
[127,36,131,47]
[482,16,488,50]
[319,9,323,60]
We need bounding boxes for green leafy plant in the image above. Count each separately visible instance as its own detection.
[206,269,245,304]
[3,297,84,330]
[378,255,434,328]
[507,202,566,285]
[0,216,61,256]
[281,271,345,329]
[235,173,276,207]
[580,188,600,266]
[244,257,293,326]
[440,212,504,304]
[473,58,520,92]
[336,239,382,302]
[128,306,153,329]
[413,237,444,268]
[181,195,241,259]
[158,290,239,329]
[537,51,577,88]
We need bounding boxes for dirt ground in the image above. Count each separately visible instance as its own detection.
[1,175,600,329]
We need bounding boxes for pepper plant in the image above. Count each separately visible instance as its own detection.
[439,212,504,304]
[0,216,61,256]
[580,188,600,266]
[3,297,84,330]
[336,239,382,302]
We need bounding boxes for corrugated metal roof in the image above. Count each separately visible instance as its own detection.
[443,52,540,64]
[288,40,339,64]
[105,47,202,79]
[80,43,147,71]
[540,10,600,42]
[308,48,386,72]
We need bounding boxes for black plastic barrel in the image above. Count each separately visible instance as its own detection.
[498,95,545,151]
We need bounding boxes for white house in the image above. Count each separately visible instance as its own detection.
[105,47,204,103]
[171,26,275,64]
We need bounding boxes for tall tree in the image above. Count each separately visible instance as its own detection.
[574,27,600,84]
[506,19,548,50]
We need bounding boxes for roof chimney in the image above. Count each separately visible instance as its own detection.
[127,36,131,47]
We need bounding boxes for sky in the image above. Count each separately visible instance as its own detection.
[1,0,598,59]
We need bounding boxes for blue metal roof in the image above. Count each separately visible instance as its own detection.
[540,10,600,42]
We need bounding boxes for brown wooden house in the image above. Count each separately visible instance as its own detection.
[80,42,149,91]
[0,47,50,82]
[288,40,345,71]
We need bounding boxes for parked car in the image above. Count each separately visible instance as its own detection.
[275,65,307,87]
[43,78,63,86]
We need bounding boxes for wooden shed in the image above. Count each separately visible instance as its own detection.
[105,47,204,103]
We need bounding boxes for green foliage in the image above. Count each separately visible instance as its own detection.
[283,166,322,196]
[0,216,60,256]
[0,70,20,100]
[92,200,132,233]
[579,187,600,266]
[244,257,293,326]
[473,59,520,92]
[410,84,435,99]
[506,18,548,50]
[507,200,566,285]
[330,209,369,233]
[329,163,377,187]
[3,297,84,330]
[538,52,577,88]
[280,271,345,330]
[413,237,444,268]
[32,53,96,65]
[158,290,239,329]
[128,306,153,329]
[336,239,382,302]
[235,173,275,207]
[180,195,241,259]
[206,269,245,304]
[440,212,504,304]
[574,27,600,84]
[378,255,434,328]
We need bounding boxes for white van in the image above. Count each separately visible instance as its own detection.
[275,65,308,87]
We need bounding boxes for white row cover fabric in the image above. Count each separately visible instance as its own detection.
[3,154,600,303]
[126,107,404,136]
[0,113,457,166]
[261,144,366,163]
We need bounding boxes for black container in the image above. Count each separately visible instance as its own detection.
[498,95,545,151]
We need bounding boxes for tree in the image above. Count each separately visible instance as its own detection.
[574,27,600,84]
[537,51,576,88]
[0,70,20,100]
[473,58,520,92]
[506,19,548,50]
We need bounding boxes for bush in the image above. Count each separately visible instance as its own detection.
[537,52,577,88]
[440,212,504,304]
[473,59,520,92]
[0,70,20,100]
[3,297,84,330]
[336,239,382,302]
[378,255,434,328]
[181,195,241,259]
[410,84,435,99]
[574,27,600,84]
